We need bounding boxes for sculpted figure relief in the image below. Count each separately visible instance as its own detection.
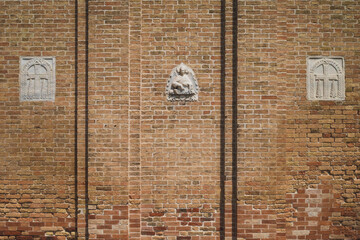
[166,63,199,102]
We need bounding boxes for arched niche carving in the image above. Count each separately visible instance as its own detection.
[166,63,199,102]
[307,57,345,101]
[20,57,56,102]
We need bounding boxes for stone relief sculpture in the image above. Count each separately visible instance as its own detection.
[20,57,56,102]
[307,57,345,101]
[166,63,199,102]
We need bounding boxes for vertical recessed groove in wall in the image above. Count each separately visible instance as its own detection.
[85,0,89,239]
[220,0,226,239]
[232,0,238,239]
[74,0,79,238]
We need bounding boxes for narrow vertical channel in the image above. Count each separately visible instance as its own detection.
[85,0,89,239]
[232,0,238,239]
[74,0,79,238]
[220,0,226,239]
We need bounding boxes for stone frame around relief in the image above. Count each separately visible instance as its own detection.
[166,63,199,102]
[19,56,56,102]
[306,56,345,101]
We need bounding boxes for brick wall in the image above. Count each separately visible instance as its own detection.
[277,0,360,239]
[1,0,360,240]
[87,1,129,239]
[139,0,221,239]
[237,0,279,238]
[0,1,76,239]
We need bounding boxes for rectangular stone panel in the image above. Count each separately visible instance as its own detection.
[307,56,345,101]
[19,57,56,102]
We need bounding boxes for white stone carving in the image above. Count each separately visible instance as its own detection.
[166,63,199,102]
[307,57,345,101]
[20,57,56,102]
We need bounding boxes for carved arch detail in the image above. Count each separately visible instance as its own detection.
[307,57,345,101]
[20,57,56,102]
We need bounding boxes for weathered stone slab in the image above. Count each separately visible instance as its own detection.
[20,57,56,102]
[307,56,345,101]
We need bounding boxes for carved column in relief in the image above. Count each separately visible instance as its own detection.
[20,57,56,102]
[307,57,345,101]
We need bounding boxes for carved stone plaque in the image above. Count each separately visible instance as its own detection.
[20,57,56,102]
[307,57,345,101]
[166,63,199,102]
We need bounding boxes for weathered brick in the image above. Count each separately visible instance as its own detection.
[1,0,360,240]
